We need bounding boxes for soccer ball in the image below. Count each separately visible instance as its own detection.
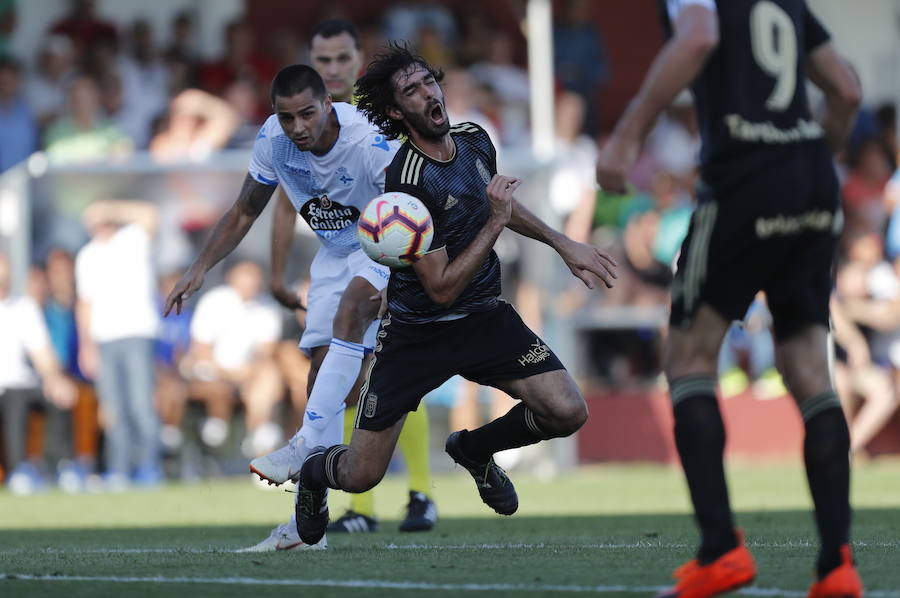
[357,192,434,268]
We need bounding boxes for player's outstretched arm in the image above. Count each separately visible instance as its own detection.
[596,4,718,193]
[269,186,304,311]
[412,175,516,308]
[164,174,276,316]
[807,42,862,154]
[507,199,617,289]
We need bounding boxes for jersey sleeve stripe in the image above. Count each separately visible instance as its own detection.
[400,150,415,185]
[252,172,279,186]
[409,154,424,185]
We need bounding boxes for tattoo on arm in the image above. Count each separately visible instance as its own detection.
[238,174,276,218]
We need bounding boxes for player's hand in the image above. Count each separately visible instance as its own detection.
[596,134,641,194]
[43,374,77,409]
[486,174,520,226]
[78,341,98,380]
[164,268,205,316]
[271,283,306,312]
[370,288,388,319]
[557,238,618,289]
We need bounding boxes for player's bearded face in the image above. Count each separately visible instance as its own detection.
[393,66,450,140]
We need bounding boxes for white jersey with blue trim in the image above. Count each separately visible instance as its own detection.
[248,102,401,255]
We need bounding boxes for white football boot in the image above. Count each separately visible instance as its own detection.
[249,435,309,486]
[237,520,328,552]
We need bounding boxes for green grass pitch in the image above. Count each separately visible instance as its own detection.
[2,461,899,597]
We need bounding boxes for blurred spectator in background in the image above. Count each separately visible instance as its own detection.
[183,260,283,458]
[116,19,168,148]
[75,200,161,489]
[470,33,529,147]
[44,74,132,165]
[25,35,76,131]
[42,248,98,482]
[149,88,238,162]
[198,19,275,121]
[43,249,82,381]
[273,279,311,430]
[882,145,900,260]
[718,294,784,399]
[842,137,892,240]
[0,56,37,172]
[553,0,609,136]
[0,254,77,495]
[49,0,117,59]
[831,281,898,456]
[383,2,457,52]
[550,91,598,244]
[443,68,499,144]
[223,77,264,149]
[269,28,306,69]
[456,10,493,66]
[164,11,199,67]
[154,271,193,454]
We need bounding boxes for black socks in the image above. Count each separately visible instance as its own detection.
[800,392,851,578]
[458,403,550,464]
[671,375,737,563]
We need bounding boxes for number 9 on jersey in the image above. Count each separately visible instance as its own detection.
[357,192,435,268]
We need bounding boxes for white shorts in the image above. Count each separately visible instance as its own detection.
[299,247,390,354]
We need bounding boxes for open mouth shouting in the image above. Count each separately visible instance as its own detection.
[428,101,447,127]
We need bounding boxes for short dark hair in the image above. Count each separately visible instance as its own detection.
[355,42,444,140]
[311,18,360,49]
[270,64,326,105]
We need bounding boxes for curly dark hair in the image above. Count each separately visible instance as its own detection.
[355,42,444,140]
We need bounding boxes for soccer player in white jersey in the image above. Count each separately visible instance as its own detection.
[263,19,437,539]
[165,64,401,550]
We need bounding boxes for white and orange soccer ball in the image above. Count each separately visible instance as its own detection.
[357,192,434,268]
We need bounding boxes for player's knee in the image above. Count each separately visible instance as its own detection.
[344,466,383,494]
[332,300,373,342]
[548,396,588,436]
[779,362,830,403]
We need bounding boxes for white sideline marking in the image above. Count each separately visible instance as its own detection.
[0,538,898,556]
[2,573,898,597]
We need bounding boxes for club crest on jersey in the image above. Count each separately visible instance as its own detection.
[319,195,332,209]
[337,166,354,185]
[476,159,491,185]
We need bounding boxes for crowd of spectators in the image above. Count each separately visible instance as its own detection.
[0,0,898,493]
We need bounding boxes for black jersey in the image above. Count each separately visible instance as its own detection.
[660,0,832,193]
[383,122,501,324]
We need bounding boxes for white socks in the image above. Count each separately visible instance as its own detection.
[296,338,367,449]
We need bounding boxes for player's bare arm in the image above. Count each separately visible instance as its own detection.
[269,186,305,311]
[506,199,617,289]
[164,174,276,316]
[806,42,862,153]
[412,174,517,308]
[596,4,718,193]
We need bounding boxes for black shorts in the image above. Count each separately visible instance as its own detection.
[670,147,840,341]
[356,301,565,431]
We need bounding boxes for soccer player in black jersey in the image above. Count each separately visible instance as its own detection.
[293,43,618,541]
[597,1,862,597]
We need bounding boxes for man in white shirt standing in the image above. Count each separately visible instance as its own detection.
[0,254,76,494]
[76,200,161,489]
